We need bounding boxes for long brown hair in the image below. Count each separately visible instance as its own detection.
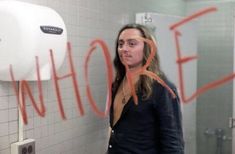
[113,23,166,99]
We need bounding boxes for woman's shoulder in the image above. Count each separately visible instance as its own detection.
[152,79,177,94]
[152,79,180,109]
[151,79,180,103]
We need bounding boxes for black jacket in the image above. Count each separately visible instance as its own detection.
[108,81,184,154]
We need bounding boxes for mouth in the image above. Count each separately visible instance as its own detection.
[122,54,131,58]
[122,55,131,61]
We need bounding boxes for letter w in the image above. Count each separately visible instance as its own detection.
[10,56,46,125]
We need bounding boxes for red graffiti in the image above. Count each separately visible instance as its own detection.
[84,39,113,117]
[170,7,235,103]
[10,40,113,124]
[9,7,235,124]
[10,57,46,124]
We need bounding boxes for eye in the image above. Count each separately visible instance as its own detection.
[128,40,138,47]
[118,41,124,48]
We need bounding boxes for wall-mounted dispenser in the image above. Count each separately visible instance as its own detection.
[0,0,67,81]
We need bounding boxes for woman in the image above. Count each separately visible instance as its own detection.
[108,23,184,154]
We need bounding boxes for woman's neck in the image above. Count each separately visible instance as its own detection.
[123,74,139,85]
[125,65,142,82]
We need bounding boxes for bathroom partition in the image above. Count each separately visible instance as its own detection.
[186,1,235,154]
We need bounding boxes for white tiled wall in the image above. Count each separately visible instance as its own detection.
[0,0,185,154]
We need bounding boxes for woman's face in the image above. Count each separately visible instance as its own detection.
[117,28,145,70]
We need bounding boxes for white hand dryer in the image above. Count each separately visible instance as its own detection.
[0,0,67,81]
